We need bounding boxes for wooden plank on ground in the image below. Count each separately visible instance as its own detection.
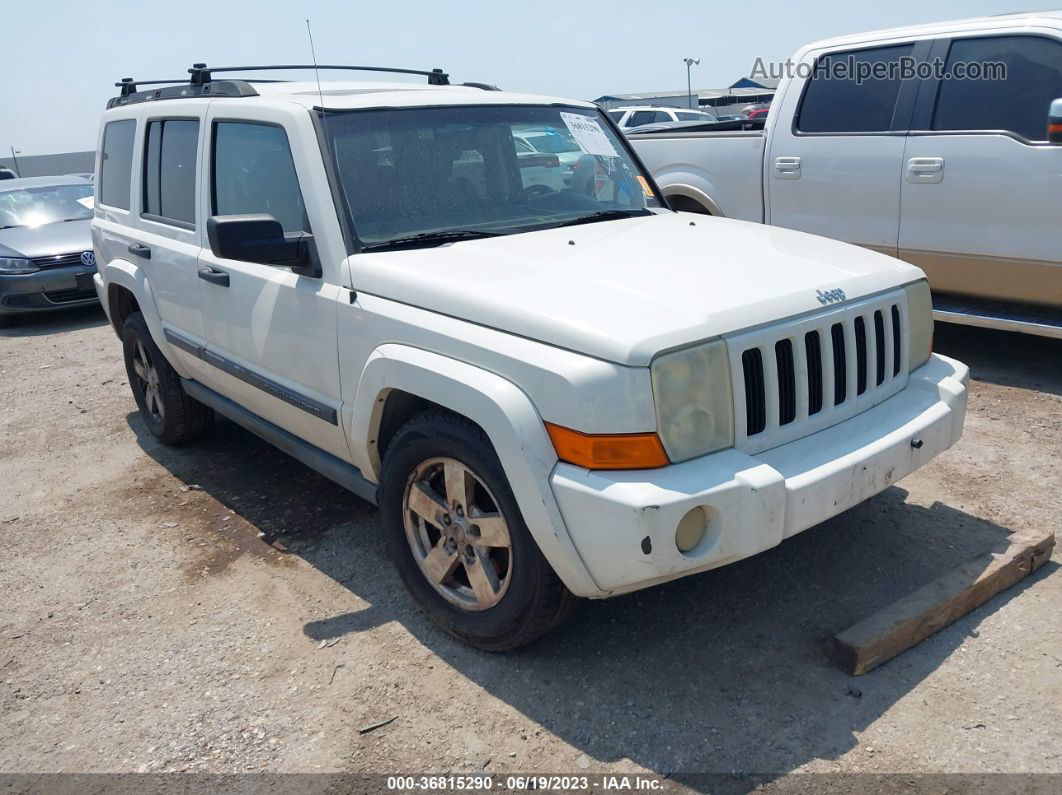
[832,529,1055,675]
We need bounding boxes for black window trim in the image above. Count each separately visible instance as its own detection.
[140,115,200,231]
[908,32,1062,147]
[98,118,137,211]
[791,39,932,137]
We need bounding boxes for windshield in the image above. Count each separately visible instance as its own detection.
[0,183,94,229]
[321,104,662,250]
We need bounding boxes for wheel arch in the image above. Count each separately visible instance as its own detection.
[101,258,166,346]
[347,344,602,597]
[661,183,722,216]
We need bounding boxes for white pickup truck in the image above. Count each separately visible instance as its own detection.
[92,63,967,650]
[630,10,1062,338]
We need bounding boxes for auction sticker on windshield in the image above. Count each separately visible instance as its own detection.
[560,112,618,158]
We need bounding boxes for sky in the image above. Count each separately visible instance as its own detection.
[2,0,1058,155]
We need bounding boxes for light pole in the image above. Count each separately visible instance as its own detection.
[9,147,21,177]
[683,57,700,110]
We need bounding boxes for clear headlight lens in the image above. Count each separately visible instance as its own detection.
[0,257,37,275]
[650,339,734,463]
[904,280,933,371]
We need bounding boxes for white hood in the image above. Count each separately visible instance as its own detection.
[348,212,922,366]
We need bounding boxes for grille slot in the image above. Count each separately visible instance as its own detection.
[742,348,766,436]
[775,339,796,425]
[874,310,886,386]
[854,316,868,396]
[805,331,823,416]
[891,305,902,376]
[831,323,847,406]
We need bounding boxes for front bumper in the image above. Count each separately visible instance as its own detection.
[550,353,968,596]
[0,266,99,316]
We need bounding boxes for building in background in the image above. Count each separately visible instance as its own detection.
[594,75,778,116]
[0,151,94,179]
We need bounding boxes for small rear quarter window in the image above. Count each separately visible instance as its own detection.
[100,119,136,209]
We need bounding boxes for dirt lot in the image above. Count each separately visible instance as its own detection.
[1,307,1060,786]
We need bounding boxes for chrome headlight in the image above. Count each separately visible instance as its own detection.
[904,280,933,371]
[650,339,734,462]
[0,256,37,275]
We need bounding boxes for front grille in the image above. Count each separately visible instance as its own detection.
[732,291,908,453]
[31,252,88,270]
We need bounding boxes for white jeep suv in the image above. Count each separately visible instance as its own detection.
[92,64,969,650]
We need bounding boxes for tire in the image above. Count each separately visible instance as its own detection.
[378,409,576,651]
[122,311,213,445]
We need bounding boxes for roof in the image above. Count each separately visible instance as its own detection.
[105,73,595,114]
[730,76,780,90]
[0,175,91,190]
[803,8,1062,51]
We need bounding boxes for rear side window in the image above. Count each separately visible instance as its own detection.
[627,111,657,127]
[212,122,309,235]
[143,119,199,226]
[99,120,135,209]
[797,44,914,133]
[932,35,1062,141]
[607,110,624,122]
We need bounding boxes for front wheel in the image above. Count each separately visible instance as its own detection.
[378,409,575,650]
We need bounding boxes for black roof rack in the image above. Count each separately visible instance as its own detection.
[108,63,456,108]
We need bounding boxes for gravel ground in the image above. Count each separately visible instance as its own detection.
[0,307,1059,786]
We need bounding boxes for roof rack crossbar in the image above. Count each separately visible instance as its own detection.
[188,63,450,86]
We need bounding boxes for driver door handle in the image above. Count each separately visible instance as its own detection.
[198,265,230,287]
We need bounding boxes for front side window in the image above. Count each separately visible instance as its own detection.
[797,44,914,133]
[213,122,309,234]
[932,35,1062,141]
[99,119,135,209]
[0,183,94,230]
[143,119,199,225]
[321,104,661,251]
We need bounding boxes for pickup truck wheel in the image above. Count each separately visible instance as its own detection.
[121,311,213,445]
[379,410,575,650]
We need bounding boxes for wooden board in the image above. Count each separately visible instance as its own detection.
[832,529,1055,675]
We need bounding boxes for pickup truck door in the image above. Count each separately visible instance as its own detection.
[195,105,351,461]
[898,34,1062,307]
[765,42,925,257]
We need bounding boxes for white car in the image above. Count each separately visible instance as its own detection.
[92,64,968,650]
[608,106,718,129]
[629,10,1062,338]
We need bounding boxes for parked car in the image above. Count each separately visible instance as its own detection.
[745,106,770,120]
[512,127,581,192]
[93,64,967,649]
[629,10,1062,337]
[609,106,718,129]
[0,176,98,327]
[0,168,17,180]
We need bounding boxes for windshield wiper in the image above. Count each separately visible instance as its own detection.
[360,229,504,253]
[549,209,651,229]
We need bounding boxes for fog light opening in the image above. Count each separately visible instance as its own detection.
[675,507,708,553]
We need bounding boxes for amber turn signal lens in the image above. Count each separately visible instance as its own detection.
[545,423,670,470]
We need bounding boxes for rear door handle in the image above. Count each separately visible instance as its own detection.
[198,266,230,287]
[127,243,151,259]
[906,157,944,183]
[774,156,801,179]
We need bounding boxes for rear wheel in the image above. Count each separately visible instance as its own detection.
[379,409,576,650]
[122,311,213,445]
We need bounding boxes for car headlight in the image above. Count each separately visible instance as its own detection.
[0,257,37,275]
[650,339,734,462]
[904,280,933,371]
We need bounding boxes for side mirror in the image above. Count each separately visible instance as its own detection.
[206,214,320,277]
[1050,98,1062,144]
